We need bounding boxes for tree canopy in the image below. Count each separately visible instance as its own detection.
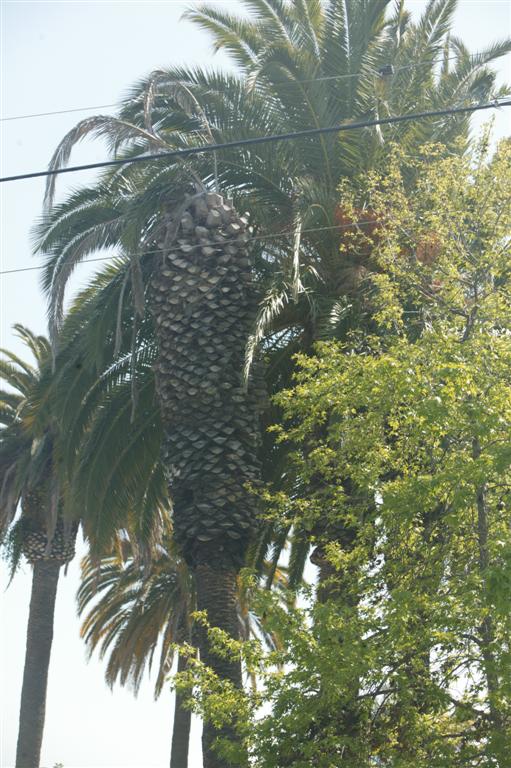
[175,139,511,767]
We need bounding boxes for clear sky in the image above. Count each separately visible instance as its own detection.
[0,2,510,767]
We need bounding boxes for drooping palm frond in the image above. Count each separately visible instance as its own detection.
[25,261,164,556]
[43,115,173,209]
[78,526,286,698]
[78,536,191,697]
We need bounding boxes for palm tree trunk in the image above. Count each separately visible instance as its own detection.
[15,559,60,768]
[150,193,263,768]
[170,652,192,768]
[194,558,242,768]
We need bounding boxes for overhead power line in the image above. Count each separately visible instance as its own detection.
[0,103,119,123]
[1,47,507,123]
[1,98,510,185]
[0,220,380,277]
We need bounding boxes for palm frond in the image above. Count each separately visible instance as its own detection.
[183,6,264,68]
[44,116,171,208]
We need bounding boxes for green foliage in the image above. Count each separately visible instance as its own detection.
[177,143,511,766]
[0,325,69,568]
[78,533,192,698]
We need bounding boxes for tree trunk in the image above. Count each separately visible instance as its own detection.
[15,559,60,768]
[194,557,243,768]
[471,437,508,761]
[476,479,503,750]
[150,193,264,768]
[170,652,192,768]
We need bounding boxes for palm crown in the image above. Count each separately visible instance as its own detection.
[35,0,510,356]
[0,325,77,565]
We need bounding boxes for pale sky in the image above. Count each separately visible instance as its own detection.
[0,2,510,767]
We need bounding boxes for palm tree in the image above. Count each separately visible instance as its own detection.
[0,326,78,768]
[47,270,289,767]
[78,537,193,768]
[33,1,510,762]
[76,531,286,768]
[37,180,266,768]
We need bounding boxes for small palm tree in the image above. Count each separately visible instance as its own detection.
[0,326,78,768]
[78,536,193,768]
[77,531,286,768]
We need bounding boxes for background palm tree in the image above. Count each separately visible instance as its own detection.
[78,535,193,768]
[0,326,78,768]
[77,532,287,768]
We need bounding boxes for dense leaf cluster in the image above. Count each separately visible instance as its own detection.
[176,141,511,767]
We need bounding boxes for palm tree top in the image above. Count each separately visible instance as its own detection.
[0,326,53,535]
[35,0,510,351]
[0,325,80,572]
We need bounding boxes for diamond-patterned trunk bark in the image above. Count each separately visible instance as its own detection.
[21,517,77,564]
[150,192,264,766]
[20,490,77,565]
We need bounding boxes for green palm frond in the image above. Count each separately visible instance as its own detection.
[75,374,164,554]
[0,359,34,398]
[12,325,52,367]
[243,0,295,43]
[413,0,458,55]
[78,539,191,697]
[182,6,264,68]
[0,326,77,570]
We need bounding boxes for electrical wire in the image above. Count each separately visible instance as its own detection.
[268,53,474,85]
[0,219,381,277]
[0,103,119,123]
[1,47,507,123]
[1,98,510,185]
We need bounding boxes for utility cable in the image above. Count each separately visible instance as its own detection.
[1,98,510,185]
[1,47,507,123]
[0,103,119,123]
[0,219,382,276]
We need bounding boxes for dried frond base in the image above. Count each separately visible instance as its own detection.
[150,193,266,567]
[21,518,78,564]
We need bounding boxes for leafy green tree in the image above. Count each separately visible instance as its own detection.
[0,326,78,768]
[175,140,511,766]
[272,140,511,764]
